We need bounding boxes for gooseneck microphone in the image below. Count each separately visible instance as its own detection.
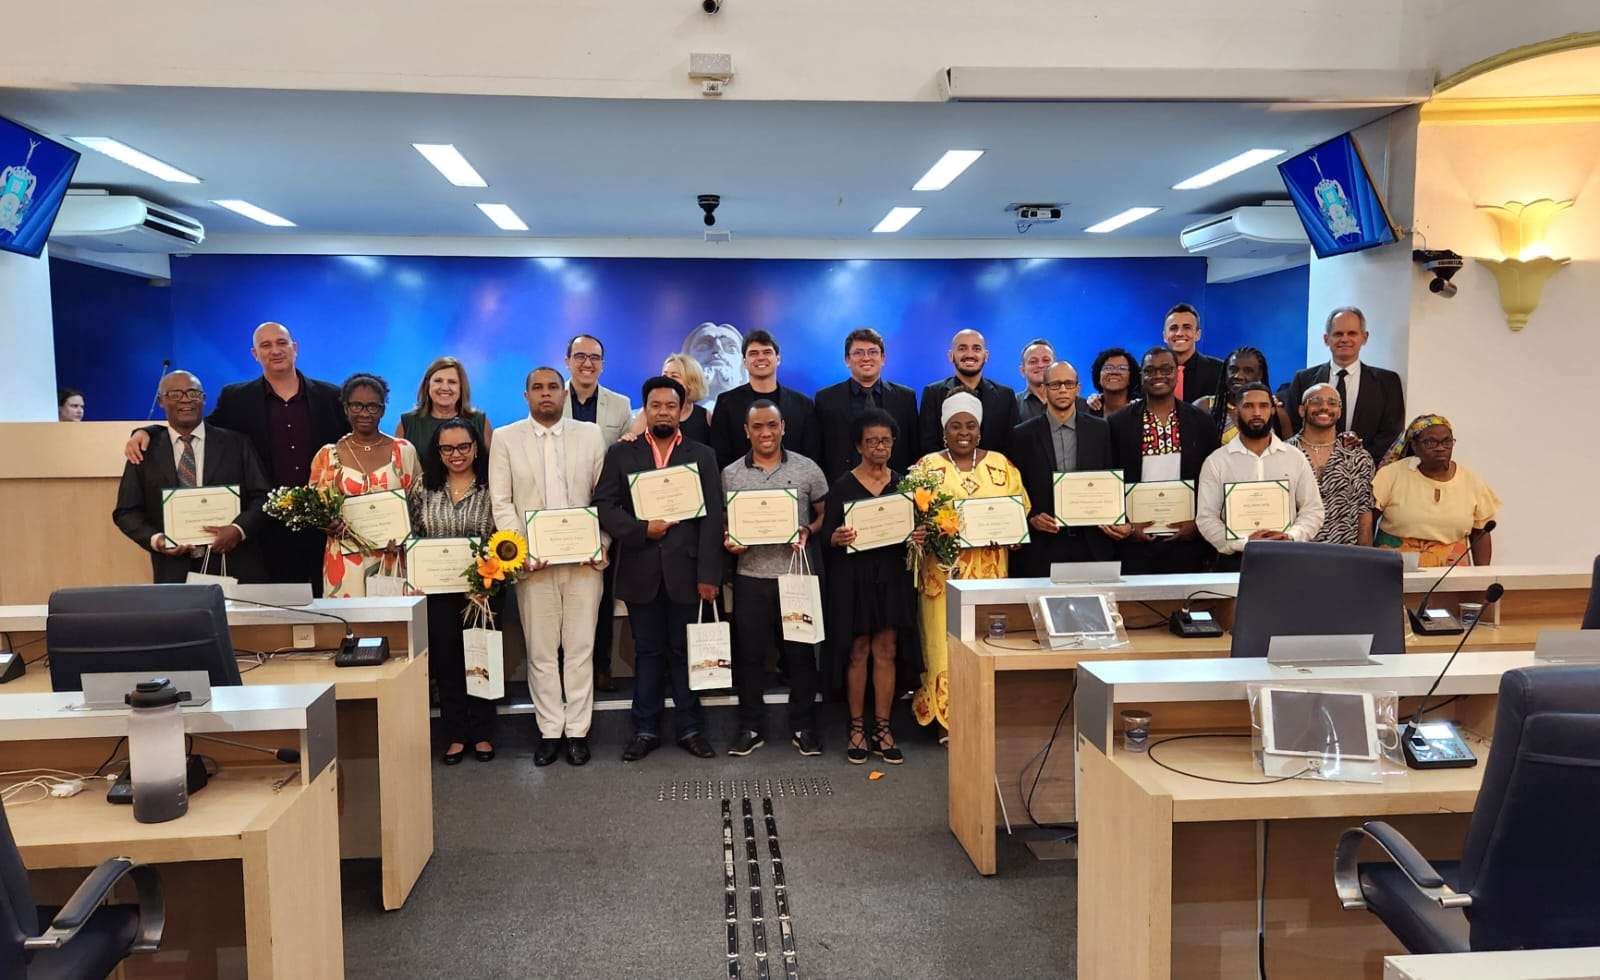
[146,358,172,420]
[1401,582,1504,770]
[1408,520,1496,636]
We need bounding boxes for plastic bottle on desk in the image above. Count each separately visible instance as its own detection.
[124,678,189,823]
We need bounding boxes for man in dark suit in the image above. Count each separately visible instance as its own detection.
[1284,306,1406,463]
[709,329,820,470]
[1106,347,1222,574]
[594,375,724,763]
[113,371,270,583]
[918,329,1019,455]
[1164,303,1225,404]
[813,328,920,483]
[1011,361,1118,576]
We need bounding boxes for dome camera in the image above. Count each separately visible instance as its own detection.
[702,0,721,12]
[698,194,721,227]
[1412,249,1463,299]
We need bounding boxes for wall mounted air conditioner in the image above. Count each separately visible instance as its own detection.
[1179,202,1307,258]
[49,190,204,253]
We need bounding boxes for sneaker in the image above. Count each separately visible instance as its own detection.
[727,730,765,757]
[791,730,822,757]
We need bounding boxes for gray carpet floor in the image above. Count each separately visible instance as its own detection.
[339,701,1077,979]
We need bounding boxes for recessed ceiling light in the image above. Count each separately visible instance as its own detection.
[210,199,296,227]
[1171,148,1286,190]
[913,150,984,191]
[872,206,923,233]
[412,143,488,187]
[68,137,201,183]
[1084,206,1160,234]
[477,203,528,231]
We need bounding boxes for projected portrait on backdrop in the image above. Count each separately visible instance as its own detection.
[682,321,746,409]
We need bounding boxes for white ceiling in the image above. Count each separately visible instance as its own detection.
[1441,45,1600,100]
[0,85,1400,242]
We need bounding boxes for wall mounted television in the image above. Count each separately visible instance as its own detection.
[0,115,80,259]
[1277,132,1398,259]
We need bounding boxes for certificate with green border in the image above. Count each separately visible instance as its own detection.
[340,488,412,550]
[160,484,241,547]
[403,536,472,594]
[725,488,799,547]
[1052,470,1126,526]
[628,463,705,522]
[1223,480,1292,540]
[525,507,603,564]
[843,493,915,553]
[956,495,1030,548]
[1124,480,1197,532]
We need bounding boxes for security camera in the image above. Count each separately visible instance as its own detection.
[1412,249,1462,299]
[702,0,721,12]
[698,194,721,227]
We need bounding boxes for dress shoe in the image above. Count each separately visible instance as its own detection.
[595,671,618,693]
[442,747,465,766]
[534,738,562,767]
[678,733,715,759]
[565,736,591,766]
[474,743,496,762]
[621,734,659,762]
[727,730,764,757]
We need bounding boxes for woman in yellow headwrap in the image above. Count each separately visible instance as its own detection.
[1372,414,1501,567]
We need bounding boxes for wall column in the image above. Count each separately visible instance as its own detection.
[0,245,57,421]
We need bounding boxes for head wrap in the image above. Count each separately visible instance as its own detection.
[940,391,983,429]
[1380,413,1451,468]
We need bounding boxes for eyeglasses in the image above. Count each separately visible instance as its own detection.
[347,401,385,415]
[161,388,204,403]
[848,348,883,360]
[1099,364,1130,375]
[569,352,603,365]
[859,436,893,448]
[1142,366,1177,378]
[1415,436,1455,450]
[1043,380,1080,391]
[438,443,475,457]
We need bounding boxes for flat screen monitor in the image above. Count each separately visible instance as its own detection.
[1038,594,1117,639]
[1230,540,1405,658]
[1277,132,1397,259]
[46,584,241,692]
[0,116,80,259]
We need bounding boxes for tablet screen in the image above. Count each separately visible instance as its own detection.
[1041,595,1112,636]
[1266,689,1372,758]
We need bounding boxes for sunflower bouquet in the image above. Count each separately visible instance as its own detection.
[462,530,528,628]
[264,485,379,551]
[897,463,961,581]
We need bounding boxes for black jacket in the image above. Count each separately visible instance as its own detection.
[112,424,271,583]
[918,376,1020,456]
[1106,399,1220,484]
[1010,410,1118,572]
[1285,362,1406,464]
[708,382,821,471]
[812,379,921,484]
[594,437,725,605]
[207,372,348,482]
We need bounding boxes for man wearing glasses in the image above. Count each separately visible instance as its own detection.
[114,370,272,583]
[811,328,920,483]
[1010,361,1118,575]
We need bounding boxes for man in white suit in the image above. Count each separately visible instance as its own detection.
[492,365,608,767]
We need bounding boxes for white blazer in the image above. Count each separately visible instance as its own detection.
[489,416,609,548]
[561,384,632,447]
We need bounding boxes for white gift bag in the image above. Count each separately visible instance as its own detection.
[185,545,239,596]
[778,550,826,645]
[687,600,733,691]
[463,625,505,700]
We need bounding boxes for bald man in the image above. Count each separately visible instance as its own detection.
[917,328,1019,455]
[1009,361,1118,574]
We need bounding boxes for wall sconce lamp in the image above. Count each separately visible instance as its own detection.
[1474,198,1572,331]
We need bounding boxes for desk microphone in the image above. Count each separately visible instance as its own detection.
[1408,520,1496,636]
[146,358,172,420]
[1401,582,1503,770]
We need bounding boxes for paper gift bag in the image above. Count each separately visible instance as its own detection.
[778,550,826,645]
[464,627,505,700]
[185,546,239,596]
[687,600,733,691]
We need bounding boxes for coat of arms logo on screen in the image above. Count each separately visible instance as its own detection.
[1309,153,1359,240]
[0,139,41,235]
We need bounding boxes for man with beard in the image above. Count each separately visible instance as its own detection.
[1195,382,1325,571]
[708,329,820,470]
[917,328,1019,455]
[682,321,747,411]
[1288,383,1374,546]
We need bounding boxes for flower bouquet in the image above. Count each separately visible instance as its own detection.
[263,485,379,552]
[461,530,527,701]
[896,463,962,583]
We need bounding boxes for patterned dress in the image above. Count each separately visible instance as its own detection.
[1287,434,1375,545]
[911,450,1028,731]
[309,438,421,597]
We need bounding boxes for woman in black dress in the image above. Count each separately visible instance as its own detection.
[821,408,919,765]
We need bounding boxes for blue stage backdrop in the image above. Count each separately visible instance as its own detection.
[51,254,1307,428]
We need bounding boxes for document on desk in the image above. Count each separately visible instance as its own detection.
[1223,480,1292,540]
[340,489,412,549]
[403,537,472,594]
[1053,470,1126,526]
[956,495,1030,548]
[161,485,241,546]
[629,463,706,522]
[525,507,603,565]
[1125,480,1196,533]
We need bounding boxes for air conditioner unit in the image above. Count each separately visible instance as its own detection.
[1179,202,1307,258]
[50,191,204,253]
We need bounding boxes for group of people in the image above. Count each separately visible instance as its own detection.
[110,305,1501,765]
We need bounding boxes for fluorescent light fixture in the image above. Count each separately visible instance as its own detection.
[1171,148,1285,190]
[1084,206,1160,234]
[872,206,923,233]
[412,143,488,187]
[210,199,296,227]
[68,137,201,183]
[912,149,984,191]
[477,203,528,231]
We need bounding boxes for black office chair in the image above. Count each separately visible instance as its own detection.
[1334,665,1600,953]
[1583,555,1600,629]
[0,800,164,979]
[1230,540,1405,658]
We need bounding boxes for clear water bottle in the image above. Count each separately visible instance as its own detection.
[125,678,189,823]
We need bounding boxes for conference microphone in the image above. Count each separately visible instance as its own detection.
[217,594,384,663]
[189,732,301,765]
[146,357,172,420]
[1408,520,1497,637]
[1401,582,1505,770]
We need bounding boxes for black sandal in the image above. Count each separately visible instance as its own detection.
[846,717,869,764]
[873,717,904,765]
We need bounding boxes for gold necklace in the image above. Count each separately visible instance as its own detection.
[343,434,385,453]
[446,479,475,502]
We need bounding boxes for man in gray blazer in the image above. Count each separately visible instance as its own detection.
[493,366,610,767]
[562,333,633,692]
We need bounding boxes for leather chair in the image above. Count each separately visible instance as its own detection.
[1334,665,1600,953]
[1231,540,1405,658]
[1583,555,1600,629]
[0,799,164,979]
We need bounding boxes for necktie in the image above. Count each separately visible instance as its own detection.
[1335,368,1349,433]
[540,431,568,510]
[1174,364,1185,401]
[177,434,198,487]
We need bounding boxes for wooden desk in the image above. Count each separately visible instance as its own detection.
[1385,947,1600,979]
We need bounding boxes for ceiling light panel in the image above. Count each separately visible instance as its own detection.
[210,199,296,227]
[912,149,984,191]
[1171,148,1285,190]
[1084,206,1160,234]
[69,137,201,183]
[412,143,488,187]
[477,203,528,231]
[872,206,923,233]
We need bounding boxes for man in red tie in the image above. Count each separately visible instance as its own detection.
[1163,303,1225,404]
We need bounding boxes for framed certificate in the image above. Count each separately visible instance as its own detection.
[1224,480,1292,540]
[629,463,705,522]
[526,507,603,565]
[403,537,472,594]
[1124,480,1196,531]
[1053,470,1126,526]
[725,489,800,547]
[160,485,241,547]
[842,493,915,553]
[340,489,412,547]
[956,495,1030,548]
